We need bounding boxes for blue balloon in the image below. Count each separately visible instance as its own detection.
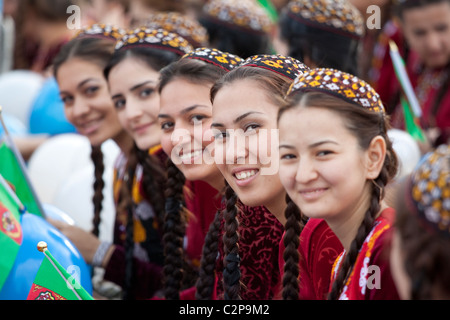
[0,113,28,137]
[28,77,77,135]
[0,213,93,300]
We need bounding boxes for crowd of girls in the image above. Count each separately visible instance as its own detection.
[33,0,449,300]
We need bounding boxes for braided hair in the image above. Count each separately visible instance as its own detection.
[90,145,105,238]
[279,91,398,300]
[281,195,307,300]
[195,209,222,300]
[158,55,234,299]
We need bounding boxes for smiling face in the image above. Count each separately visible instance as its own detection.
[108,57,162,150]
[159,78,223,187]
[57,57,125,147]
[278,106,374,224]
[212,78,285,212]
[401,1,450,69]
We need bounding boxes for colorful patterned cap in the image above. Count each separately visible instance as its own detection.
[203,0,274,34]
[182,47,243,71]
[145,11,209,48]
[284,0,365,39]
[115,27,194,56]
[287,68,385,113]
[409,144,450,236]
[74,23,126,41]
[240,54,310,80]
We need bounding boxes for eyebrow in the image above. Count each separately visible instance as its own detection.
[278,140,339,150]
[129,80,157,92]
[158,104,209,119]
[211,111,265,128]
[233,111,264,124]
[59,78,98,95]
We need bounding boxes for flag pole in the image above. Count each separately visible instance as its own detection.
[389,40,422,118]
[0,106,46,218]
[0,173,26,213]
[37,241,82,300]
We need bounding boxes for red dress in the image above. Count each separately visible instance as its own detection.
[214,204,284,300]
[278,218,343,300]
[329,208,400,300]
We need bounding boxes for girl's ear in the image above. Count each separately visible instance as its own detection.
[365,135,387,180]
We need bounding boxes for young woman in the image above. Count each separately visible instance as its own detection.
[390,0,450,148]
[210,54,315,300]
[157,47,243,299]
[390,144,450,299]
[278,68,400,300]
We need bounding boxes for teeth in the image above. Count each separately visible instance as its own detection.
[235,170,257,180]
[179,150,202,161]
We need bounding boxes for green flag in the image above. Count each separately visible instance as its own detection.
[388,41,426,142]
[0,179,23,290]
[0,141,45,218]
[400,97,427,142]
[27,242,94,300]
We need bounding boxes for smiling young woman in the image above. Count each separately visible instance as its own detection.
[278,68,400,300]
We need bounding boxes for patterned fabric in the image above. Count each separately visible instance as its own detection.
[330,208,400,300]
[115,27,194,56]
[284,0,364,39]
[240,54,310,80]
[74,23,126,41]
[215,204,284,299]
[182,47,243,71]
[288,68,385,113]
[145,11,209,48]
[409,144,450,236]
[112,147,167,266]
[278,218,343,299]
[203,0,274,34]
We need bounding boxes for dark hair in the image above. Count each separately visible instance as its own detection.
[198,16,272,59]
[53,36,116,241]
[158,57,229,299]
[159,57,229,94]
[395,0,450,19]
[278,91,399,300]
[104,46,182,80]
[53,37,116,79]
[278,11,361,75]
[209,66,292,299]
[282,194,308,300]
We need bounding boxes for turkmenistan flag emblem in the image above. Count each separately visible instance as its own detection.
[0,204,22,245]
[27,242,94,300]
[0,177,23,290]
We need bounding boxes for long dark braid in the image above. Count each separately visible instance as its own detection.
[195,209,222,300]
[135,148,166,227]
[162,159,187,300]
[282,194,306,300]
[118,145,139,300]
[90,145,105,238]
[222,183,241,300]
[328,148,395,300]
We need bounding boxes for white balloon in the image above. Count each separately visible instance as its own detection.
[52,165,116,243]
[0,70,44,128]
[27,133,93,203]
[388,129,422,180]
[27,133,120,242]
